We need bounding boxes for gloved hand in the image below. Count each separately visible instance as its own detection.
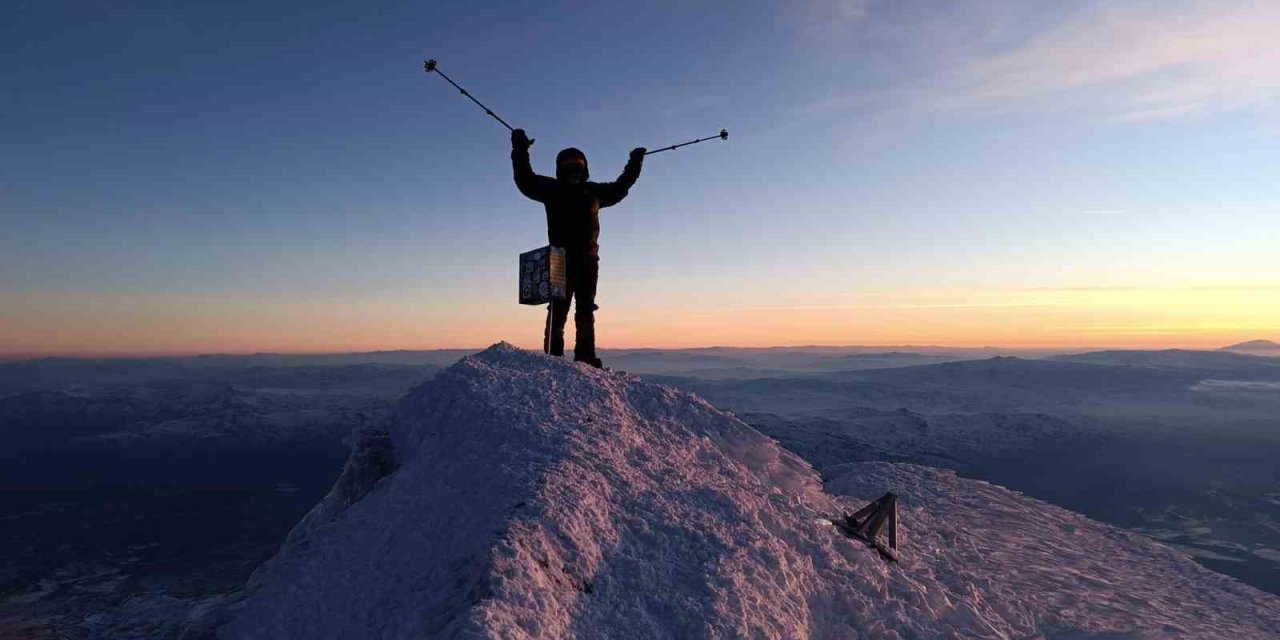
[512,128,532,151]
[630,147,646,162]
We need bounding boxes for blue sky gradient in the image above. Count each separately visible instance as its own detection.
[3,0,1278,354]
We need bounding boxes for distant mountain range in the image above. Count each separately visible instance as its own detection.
[1051,348,1280,376]
[1221,339,1280,353]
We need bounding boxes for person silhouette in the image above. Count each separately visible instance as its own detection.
[511,128,644,368]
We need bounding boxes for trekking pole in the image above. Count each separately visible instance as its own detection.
[423,59,532,145]
[644,129,728,155]
[544,305,553,354]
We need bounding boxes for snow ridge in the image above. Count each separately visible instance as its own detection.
[224,343,838,639]
[222,343,1280,639]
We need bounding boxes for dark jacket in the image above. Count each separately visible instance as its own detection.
[512,147,642,257]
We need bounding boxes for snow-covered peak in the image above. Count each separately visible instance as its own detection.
[220,343,1280,639]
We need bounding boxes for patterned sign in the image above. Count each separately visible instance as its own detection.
[519,245,568,305]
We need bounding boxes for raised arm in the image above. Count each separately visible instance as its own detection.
[511,129,554,203]
[596,147,646,208]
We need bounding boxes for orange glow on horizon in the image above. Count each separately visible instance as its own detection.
[2,286,1277,358]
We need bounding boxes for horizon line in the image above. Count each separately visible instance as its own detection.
[2,340,1273,363]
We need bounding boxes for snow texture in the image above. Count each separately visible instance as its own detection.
[223,343,1280,639]
[825,463,1280,639]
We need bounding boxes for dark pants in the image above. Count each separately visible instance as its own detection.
[544,252,599,361]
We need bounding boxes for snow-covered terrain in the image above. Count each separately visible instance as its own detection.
[826,462,1280,639]
[216,344,1280,639]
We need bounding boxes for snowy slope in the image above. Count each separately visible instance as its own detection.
[220,343,1280,639]
[826,462,1280,639]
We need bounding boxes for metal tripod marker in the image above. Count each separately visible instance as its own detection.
[838,492,899,562]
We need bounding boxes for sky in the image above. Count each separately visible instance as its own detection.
[2,0,1278,356]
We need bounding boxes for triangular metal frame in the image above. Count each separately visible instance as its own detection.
[836,492,899,562]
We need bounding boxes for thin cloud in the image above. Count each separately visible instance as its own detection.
[807,0,872,24]
[1192,380,1280,393]
[1030,284,1280,293]
[928,0,1280,120]
[735,301,1056,311]
[809,1,1280,122]
[795,0,873,39]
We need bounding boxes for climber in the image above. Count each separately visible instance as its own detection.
[510,128,644,368]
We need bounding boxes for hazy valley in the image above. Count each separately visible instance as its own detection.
[3,344,1279,636]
